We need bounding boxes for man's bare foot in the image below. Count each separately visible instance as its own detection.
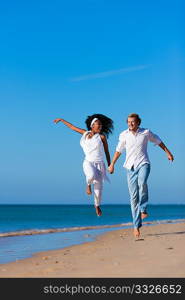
[86,185,92,195]
[95,206,102,217]
[141,212,148,220]
[134,228,140,238]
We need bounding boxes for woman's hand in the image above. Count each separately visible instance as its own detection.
[53,118,86,134]
[108,164,114,174]
[53,118,62,124]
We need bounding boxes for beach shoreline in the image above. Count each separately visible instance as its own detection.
[0,218,184,265]
[0,221,185,278]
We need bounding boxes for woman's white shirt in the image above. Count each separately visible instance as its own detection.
[80,131,104,162]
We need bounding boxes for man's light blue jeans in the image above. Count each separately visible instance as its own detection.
[127,163,151,229]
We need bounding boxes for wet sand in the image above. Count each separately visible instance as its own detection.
[0,222,184,278]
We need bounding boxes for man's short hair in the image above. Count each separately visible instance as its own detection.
[127,113,141,125]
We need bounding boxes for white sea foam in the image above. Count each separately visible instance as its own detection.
[0,219,184,238]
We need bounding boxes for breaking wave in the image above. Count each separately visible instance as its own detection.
[0,219,184,238]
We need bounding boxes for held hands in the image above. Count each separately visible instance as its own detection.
[108,164,114,174]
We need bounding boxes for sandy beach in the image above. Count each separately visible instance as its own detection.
[0,222,184,278]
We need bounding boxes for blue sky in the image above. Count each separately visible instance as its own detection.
[0,0,184,204]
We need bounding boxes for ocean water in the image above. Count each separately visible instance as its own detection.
[0,204,184,264]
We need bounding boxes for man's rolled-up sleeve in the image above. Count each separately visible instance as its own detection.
[116,133,126,153]
[148,130,162,145]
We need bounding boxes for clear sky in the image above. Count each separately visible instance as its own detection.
[0,0,184,204]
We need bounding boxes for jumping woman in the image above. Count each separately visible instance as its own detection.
[53,114,113,216]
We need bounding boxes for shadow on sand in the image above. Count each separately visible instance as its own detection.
[146,231,185,237]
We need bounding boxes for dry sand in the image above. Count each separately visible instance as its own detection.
[0,222,184,278]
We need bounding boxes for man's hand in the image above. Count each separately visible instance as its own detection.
[167,152,174,162]
[158,142,174,162]
[108,164,114,174]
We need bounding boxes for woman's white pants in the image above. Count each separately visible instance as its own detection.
[83,160,105,207]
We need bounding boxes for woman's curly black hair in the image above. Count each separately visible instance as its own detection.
[85,114,114,138]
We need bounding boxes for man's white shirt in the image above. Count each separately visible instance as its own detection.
[116,128,162,170]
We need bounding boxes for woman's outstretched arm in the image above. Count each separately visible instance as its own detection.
[53,118,86,134]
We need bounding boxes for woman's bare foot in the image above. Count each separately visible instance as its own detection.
[86,185,92,195]
[141,212,148,220]
[133,228,140,238]
[95,206,102,217]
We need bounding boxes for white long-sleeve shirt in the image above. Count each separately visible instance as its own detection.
[116,128,162,170]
